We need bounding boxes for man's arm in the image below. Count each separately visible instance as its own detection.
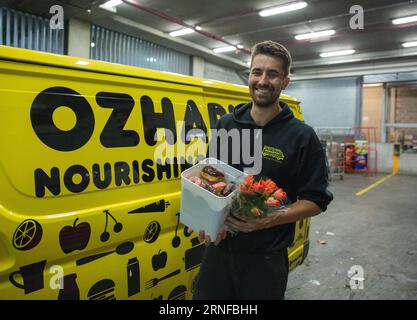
[225,199,321,233]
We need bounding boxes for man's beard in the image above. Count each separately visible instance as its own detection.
[250,86,280,108]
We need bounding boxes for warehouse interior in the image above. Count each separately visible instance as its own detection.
[1,0,417,301]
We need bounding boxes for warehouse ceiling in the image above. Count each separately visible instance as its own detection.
[2,0,417,78]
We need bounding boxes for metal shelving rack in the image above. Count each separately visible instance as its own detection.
[343,126,378,177]
[316,127,349,181]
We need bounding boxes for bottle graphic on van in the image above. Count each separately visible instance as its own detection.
[127,257,140,297]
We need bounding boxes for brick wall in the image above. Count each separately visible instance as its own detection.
[395,87,417,143]
[396,87,417,123]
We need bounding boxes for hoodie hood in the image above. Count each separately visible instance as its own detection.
[233,100,294,128]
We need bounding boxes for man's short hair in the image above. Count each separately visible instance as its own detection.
[251,41,292,77]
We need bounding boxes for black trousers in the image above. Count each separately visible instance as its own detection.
[193,242,289,300]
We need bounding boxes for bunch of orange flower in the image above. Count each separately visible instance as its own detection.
[231,176,288,218]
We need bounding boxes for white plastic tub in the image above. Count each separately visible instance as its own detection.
[180,158,246,239]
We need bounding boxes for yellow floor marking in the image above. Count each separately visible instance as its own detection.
[392,155,399,175]
[356,174,394,196]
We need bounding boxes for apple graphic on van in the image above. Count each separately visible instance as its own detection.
[152,249,167,271]
[59,218,91,254]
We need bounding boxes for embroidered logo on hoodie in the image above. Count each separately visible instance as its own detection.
[262,145,284,163]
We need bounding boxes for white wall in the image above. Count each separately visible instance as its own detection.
[68,19,90,58]
[370,143,417,175]
[204,61,245,85]
[372,143,393,174]
[285,77,360,128]
[399,152,417,175]
[192,56,205,78]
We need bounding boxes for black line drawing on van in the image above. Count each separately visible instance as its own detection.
[59,218,91,253]
[88,279,116,300]
[128,199,170,214]
[127,257,140,297]
[100,209,123,242]
[12,219,43,251]
[152,249,168,271]
[76,241,134,266]
[168,285,187,300]
[58,273,80,300]
[143,221,161,243]
[145,269,180,290]
[171,212,181,248]
[9,260,47,294]
[184,238,205,272]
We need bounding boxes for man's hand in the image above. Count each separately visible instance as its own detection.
[225,212,283,233]
[196,225,231,246]
[224,199,322,233]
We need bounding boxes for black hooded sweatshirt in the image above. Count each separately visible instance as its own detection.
[209,101,333,254]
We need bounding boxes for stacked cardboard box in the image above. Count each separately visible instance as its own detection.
[329,142,343,167]
[404,134,417,151]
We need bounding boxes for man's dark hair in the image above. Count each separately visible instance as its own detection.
[251,41,292,77]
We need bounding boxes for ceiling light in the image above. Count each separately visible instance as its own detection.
[237,44,244,49]
[320,49,355,58]
[295,29,335,40]
[213,46,236,53]
[101,0,123,8]
[90,42,95,47]
[259,1,308,17]
[169,28,195,37]
[402,41,417,48]
[363,83,383,87]
[195,26,202,31]
[392,15,417,25]
[99,0,122,12]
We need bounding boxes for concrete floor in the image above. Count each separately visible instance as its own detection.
[286,173,417,300]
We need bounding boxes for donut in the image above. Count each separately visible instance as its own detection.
[200,166,225,183]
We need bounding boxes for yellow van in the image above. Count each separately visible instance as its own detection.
[0,46,310,300]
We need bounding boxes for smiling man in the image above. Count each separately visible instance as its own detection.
[193,41,333,300]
